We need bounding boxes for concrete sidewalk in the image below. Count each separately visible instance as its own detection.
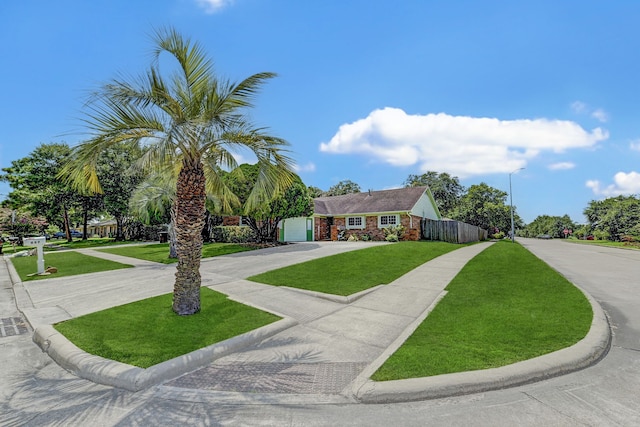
[5,241,610,404]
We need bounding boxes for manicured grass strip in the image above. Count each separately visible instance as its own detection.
[47,238,142,249]
[249,241,462,296]
[372,241,593,381]
[567,239,640,250]
[54,287,280,368]
[99,243,176,263]
[10,251,133,282]
[99,242,256,264]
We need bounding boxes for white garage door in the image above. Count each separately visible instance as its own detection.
[283,217,310,242]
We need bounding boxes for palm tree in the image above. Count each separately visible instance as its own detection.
[64,27,294,315]
[129,171,178,258]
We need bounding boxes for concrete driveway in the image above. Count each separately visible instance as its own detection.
[2,239,639,426]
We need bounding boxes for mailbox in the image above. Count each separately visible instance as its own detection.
[24,237,46,247]
[24,236,46,274]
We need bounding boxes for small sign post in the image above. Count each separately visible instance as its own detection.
[23,236,46,275]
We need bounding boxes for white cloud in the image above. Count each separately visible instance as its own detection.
[548,162,576,171]
[293,162,316,173]
[630,140,640,152]
[320,107,608,178]
[586,171,640,197]
[571,100,609,123]
[591,108,608,123]
[195,0,233,14]
[571,101,588,114]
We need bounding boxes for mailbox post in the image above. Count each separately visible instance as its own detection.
[23,236,46,275]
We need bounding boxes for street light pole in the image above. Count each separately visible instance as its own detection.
[510,168,525,242]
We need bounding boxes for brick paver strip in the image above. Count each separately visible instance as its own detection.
[168,362,369,394]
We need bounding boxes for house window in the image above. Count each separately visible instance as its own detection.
[379,214,399,228]
[346,216,365,229]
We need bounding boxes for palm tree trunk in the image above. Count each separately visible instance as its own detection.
[173,159,206,315]
[168,207,177,259]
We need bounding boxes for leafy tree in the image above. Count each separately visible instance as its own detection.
[325,180,361,196]
[307,186,324,198]
[584,195,640,241]
[95,143,144,240]
[404,171,464,217]
[0,143,80,242]
[523,214,576,238]
[450,182,523,233]
[62,28,294,315]
[222,163,313,242]
[0,208,48,243]
[78,194,104,240]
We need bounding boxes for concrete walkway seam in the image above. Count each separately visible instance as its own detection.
[353,285,611,403]
[280,284,385,304]
[348,290,449,400]
[33,317,298,392]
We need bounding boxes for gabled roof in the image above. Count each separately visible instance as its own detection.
[314,186,430,216]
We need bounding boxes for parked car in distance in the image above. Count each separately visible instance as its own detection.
[53,230,83,239]
[537,234,552,239]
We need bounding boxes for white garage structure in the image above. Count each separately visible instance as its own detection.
[279,217,313,242]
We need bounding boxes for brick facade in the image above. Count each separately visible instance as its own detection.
[317,214,422,241]
[315,217,330,240]
[222,216,241,226]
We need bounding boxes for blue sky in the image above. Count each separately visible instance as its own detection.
[2,1,639,224]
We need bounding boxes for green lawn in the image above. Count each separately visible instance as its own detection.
[47,237,141,249]
[46,240,593,377]
[54,287,280,368]
[566,239,640,250]
[371,241,593,380]
[10,251,133,281]
[99,242,257,264]
[0,238,142,254]
[248,241,463,296]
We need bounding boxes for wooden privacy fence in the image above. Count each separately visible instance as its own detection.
[421,219,488,243]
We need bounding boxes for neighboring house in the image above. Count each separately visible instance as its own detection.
[280,186,441,242]
[87,219,117,238]
[221,216,248,227]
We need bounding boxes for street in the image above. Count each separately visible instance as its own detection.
[1,239,639,426]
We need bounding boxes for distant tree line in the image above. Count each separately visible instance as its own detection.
[311,173,640,242]
[3,142,637,247]
[0,142,314,246]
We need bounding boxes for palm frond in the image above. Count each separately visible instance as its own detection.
[202,154,240,214]
[226,72,277,109]
[151,27,214,100]
[129,172,177,223]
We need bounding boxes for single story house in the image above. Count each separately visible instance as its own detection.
[280,186,441,242]
[87,218,117,238]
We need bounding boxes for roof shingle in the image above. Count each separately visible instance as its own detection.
[314,186,429,216]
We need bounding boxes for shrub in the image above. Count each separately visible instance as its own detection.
[212,226,256,243]
[385,234,399,242]
[383,225,405,242]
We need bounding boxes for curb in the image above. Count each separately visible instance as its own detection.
[352,286,611,403]
[33,317,298,392]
